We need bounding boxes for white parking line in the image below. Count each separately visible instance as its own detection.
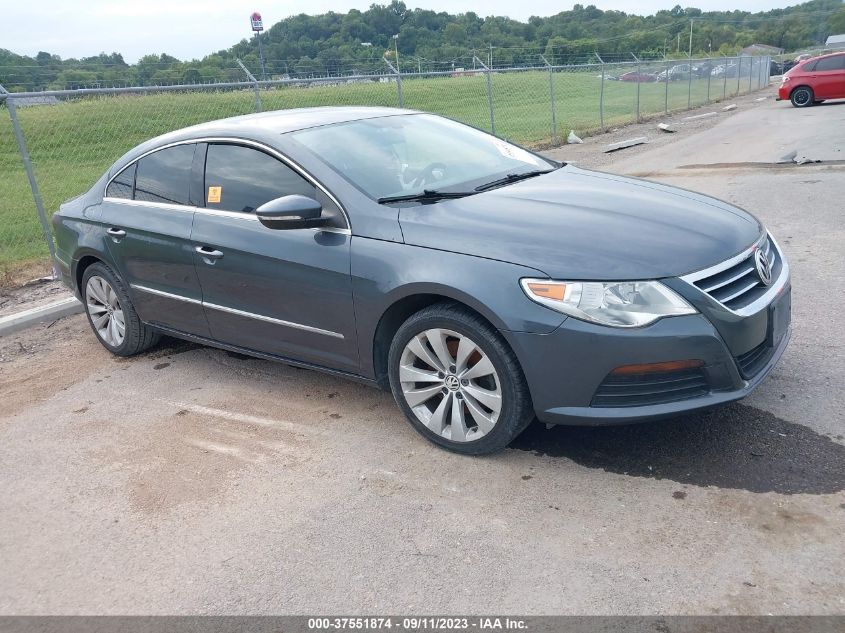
[169,402,323,435]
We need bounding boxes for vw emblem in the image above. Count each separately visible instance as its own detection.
[754,248,772,286]
[444,375,461,391]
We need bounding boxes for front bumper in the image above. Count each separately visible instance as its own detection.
[502,286,791,427]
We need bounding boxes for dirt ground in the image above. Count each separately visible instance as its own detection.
[1,87,844,615]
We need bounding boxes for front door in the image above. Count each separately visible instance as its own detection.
[101,143,211,337]
[191,142,359,372]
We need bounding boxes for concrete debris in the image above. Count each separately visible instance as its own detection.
[605,137,648,153]
[722,104,737,111]
[683,112,718,121]
[567,130,583,144]
[658,123,676,133]
[794,156,821,165]
[754,97,768,102]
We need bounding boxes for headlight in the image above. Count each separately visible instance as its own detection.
[521,279,697,328]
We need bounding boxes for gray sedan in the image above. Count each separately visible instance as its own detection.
[53,107,791,454]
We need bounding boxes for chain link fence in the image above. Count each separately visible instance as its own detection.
[0,54,772,283]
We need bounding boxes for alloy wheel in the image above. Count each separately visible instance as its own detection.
[85,275,126,347]
[399,328,502,442]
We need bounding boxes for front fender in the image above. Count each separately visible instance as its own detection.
[350,237,566,379]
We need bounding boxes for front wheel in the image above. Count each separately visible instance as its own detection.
[790,86,814,107]
[388,303,534,455]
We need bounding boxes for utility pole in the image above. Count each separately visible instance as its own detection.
[393,34,400,72]
[688,18,694,59]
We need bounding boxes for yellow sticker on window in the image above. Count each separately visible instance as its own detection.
[207,186,222,203]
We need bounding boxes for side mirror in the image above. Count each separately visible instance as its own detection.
[256,195,327,230]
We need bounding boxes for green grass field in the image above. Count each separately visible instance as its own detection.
[0,68,760,276]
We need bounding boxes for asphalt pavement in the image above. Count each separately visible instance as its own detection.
[1,90,843,615]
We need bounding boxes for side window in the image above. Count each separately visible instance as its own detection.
[204,144,316,213]
[815,55,845,71]
[134,144,195,205]
[106,163,136,199]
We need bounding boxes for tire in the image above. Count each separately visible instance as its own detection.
[81,262,160,356]
[387,302,534,455]
[790,86,814,107]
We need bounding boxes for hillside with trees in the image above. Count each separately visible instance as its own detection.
[2,0,844,91]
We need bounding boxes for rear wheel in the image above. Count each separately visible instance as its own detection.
[388,303,534,455]
[82,262,159,356]
[790,86,814,107]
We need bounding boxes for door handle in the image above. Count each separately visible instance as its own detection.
[195,245,224,262]
[107,227,126,240]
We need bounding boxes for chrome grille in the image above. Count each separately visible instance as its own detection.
[692,236,781,311]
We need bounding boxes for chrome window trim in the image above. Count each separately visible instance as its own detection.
[103,136,351,230]
[103,197,350,235]
[679,233,790,317]
[130,284,344,339]
[103,197,196,213]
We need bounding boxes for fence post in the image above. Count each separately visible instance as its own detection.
[540,55,558,145]
[664,59,670,114]
[737,57,742,96]
[5,94,59,278]
[687,60,693,109]
[706,58,711,102]
[600,62,606,131]
[636,60,642,122]
[236,58,262,112]
[749,57,754,93]
[723,55,728,100]
[474,56,495,136]
[384,56,404,108]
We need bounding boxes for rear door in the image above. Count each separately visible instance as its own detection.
[810,54,845,99]
[191,142,359,372]
[101,143,211,337]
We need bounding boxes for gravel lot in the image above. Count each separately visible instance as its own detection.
[1,88,844,615]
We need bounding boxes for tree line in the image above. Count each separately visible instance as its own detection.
[2,0,844,91]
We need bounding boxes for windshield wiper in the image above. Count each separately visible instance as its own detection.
[377,189,476,204]
[474,169,556,192]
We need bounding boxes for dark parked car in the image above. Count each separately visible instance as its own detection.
[657,64,693,82]
[778,52,845,106]
[53,107,791,454]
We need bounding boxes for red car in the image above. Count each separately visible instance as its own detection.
[778,51,845,107]
[619,70,658,83]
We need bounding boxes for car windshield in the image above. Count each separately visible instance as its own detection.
[288,113,555,202]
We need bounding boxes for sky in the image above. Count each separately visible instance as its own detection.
[0,0,807,63]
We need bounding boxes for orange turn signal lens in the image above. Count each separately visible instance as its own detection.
[526,282,566,301]
[610,359,704,376]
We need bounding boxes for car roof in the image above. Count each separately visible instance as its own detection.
[177,105,418,137]
[109,106,419,176]
[801,51,845,63]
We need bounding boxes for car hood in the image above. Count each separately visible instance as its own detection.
[397,165,762,280]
